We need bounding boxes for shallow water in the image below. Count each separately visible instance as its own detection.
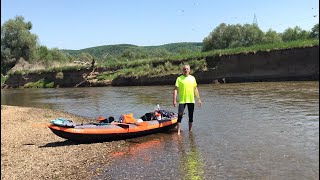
[1,81,319,179]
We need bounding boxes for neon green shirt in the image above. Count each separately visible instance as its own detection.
[175,75,197,103]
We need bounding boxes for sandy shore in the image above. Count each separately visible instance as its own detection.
[1,105,126,180]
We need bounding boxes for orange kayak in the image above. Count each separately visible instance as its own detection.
[48,116,177,143]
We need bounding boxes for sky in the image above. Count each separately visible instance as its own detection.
[1,0,319,50]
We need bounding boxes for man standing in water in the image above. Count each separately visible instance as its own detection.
[173,64,202,135]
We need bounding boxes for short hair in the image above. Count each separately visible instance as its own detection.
[182,64,190,69]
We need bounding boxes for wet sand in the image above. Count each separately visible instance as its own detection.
[1,105,125,180]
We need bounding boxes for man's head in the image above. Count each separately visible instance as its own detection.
[182,64,190,76]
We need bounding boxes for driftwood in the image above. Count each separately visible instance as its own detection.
[75,67,96,87]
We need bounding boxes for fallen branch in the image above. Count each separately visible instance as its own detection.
[75,67,97,87]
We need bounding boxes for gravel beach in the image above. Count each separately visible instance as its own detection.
[1,105,126,180]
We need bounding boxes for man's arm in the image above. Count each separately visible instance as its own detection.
[173,86,178,107]
[195,87,202,107]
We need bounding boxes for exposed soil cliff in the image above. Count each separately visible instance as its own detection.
[2,46,319,88]
[107,45,319,86]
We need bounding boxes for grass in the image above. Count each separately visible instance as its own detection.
[204,39,320,56]
[103,39,319,70]
[24,79,55,88]
[96,72,119,80]
[1,75,8,85]
[6,39,320,81]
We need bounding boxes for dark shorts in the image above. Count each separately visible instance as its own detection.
[177,103,195,123]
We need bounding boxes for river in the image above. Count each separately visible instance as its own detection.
[1,81,319,179]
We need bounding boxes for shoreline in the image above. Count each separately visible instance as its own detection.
[1,105,125,179]
[2,45,318,88]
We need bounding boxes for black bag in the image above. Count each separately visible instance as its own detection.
[99,116,115,123]
[159,110,175,118]
[140,112,154,121]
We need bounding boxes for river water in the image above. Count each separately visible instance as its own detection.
[1,81,319,179]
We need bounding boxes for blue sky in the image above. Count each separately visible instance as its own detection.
[1,0,319,50]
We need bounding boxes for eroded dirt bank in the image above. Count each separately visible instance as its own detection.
[2,45,319,88]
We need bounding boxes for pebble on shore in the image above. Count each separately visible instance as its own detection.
[1,105,126,180]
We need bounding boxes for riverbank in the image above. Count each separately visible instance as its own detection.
[2,45,319,88]
[1,105,126,180]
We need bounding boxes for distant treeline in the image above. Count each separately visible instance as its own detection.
[63,42,203,61]
[1,15,319,75]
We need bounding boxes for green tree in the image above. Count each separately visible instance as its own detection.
[281,26,310,41]
[133,49,149,59]
[177,47,192,54]
[36,45,50,60]
[121,49,135,60]
[226,24,243,48]
[310,23,319,39]
[262,29,282,44]
[49,48,69,62]
[202,23,264,51]
[77,52,93,62]
[241,24,264,46]
[202,23,228,51]
[1,16,38,74]
[34,46,70,65]
[153,48,170,57]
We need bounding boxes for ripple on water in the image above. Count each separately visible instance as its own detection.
[1,82,319,179]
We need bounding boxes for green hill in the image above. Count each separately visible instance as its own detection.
[62,42,203,59]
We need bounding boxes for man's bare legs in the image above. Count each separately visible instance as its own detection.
[177,122,192,135]
[189,122,193,132]
[177,122,181,135]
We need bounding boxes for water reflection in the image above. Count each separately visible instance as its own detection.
[1,82,319,179]
[178,133,205,180]
[111,137,163,163]
[99,133,181,179]
[1,88,56,109]
[98,132,206,180]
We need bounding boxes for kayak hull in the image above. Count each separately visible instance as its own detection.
[48,118,177,143]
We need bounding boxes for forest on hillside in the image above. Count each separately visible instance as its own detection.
[1,16,319,75]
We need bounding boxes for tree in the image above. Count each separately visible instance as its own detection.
[1,16,38,74]
[177,47,191,54]
[121,49,135,60]
[202,23,228,51]
[281,26,309,41]
[50,48,69,62]
[202,23,264,51]
[262,29,282,44]
[225,24,243,48]
[36,45,50,61]
[153,48,170,57]
[77,52,93,62]
[310,23,319,39]
[240,24,264,46]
